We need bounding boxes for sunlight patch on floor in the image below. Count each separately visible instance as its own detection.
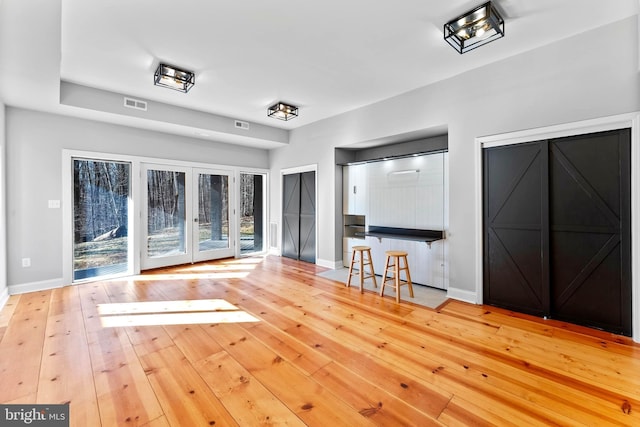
[97,299,260,327]
[101,257,265,283]
[173,264,257,273]
[97,299,237,315]
[220,257,265,265]
[127,271,250,281]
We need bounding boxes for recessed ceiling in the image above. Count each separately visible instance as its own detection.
[1,0,638,147]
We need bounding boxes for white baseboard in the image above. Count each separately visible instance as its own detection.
[0,286,9,312]
[447,286,478,304]
[316,258,343,269]
[9,278,64,295]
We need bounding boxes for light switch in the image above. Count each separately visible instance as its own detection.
[48,200,61,209]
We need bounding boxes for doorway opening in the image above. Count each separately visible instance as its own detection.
[72,158,131,281]
[239,172,266,255]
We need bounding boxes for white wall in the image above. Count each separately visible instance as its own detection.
[269,129,338,267]
[60,82,289,148]
[5,108,269,288]
[0,102,7,308]
[269,16,640,298]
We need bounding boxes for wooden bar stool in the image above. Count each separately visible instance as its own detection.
[380,250,414,303]
[347,246,377,292]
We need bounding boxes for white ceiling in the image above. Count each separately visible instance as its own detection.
[1,0,639,147]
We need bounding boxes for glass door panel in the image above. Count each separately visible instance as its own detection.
[193,169,234,262]
[239,172,266,255]
[73,158,131,281]
[142,165,191,269]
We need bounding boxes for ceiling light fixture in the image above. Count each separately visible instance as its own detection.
[154,63,195,93]
[444,2,504,54]
[267,102,298,121]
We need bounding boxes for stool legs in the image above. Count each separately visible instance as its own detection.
[380,251,413,303]
[347,250,357,287]
[347,246,377,292]
[402,255,414,299]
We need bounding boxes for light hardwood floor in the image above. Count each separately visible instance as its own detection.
[0,255,638,426]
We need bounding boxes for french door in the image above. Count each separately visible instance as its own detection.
[193,168,234,262]
[141,164,234,269]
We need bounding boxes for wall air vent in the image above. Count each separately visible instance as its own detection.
[123,97,147,111]
[234,120,250,130]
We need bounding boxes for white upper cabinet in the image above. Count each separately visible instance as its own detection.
[343,164,368,215]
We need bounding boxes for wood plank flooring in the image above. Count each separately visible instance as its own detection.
[0,255,639,426]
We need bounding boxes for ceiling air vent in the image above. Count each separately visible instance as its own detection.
[123,97,147,111]
[234,120,250,130]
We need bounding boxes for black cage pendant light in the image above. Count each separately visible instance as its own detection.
[154,63,195,93]
[267,102,298,121]
[444,2,504,54]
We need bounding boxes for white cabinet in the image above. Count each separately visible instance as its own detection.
[343,237,355,268]
[386,239,414,283]
[413,239,446,290]
[343,236,382,269]
[366,236,388,274]
[343,164,368,215]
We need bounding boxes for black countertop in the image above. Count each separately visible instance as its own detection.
[363,226,444,244]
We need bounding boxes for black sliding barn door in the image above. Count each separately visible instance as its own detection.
[483,141,549,316]
[282,173,301,259]
[282,171,316,263]
[483,129,631,336]
[298,171,316,263]
[549,130,631,334]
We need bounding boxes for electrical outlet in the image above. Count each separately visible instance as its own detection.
[22,258,31,267]
[48,200,61,209]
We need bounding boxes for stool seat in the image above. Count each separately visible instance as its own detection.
[385,250,408,257]
[347,246,377,292]
[380,250,413,303]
